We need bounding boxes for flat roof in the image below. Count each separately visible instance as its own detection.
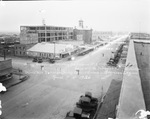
[133,39,150,43]
[117,40,146,119]
[27,42,75,54]
[20,25,73,29]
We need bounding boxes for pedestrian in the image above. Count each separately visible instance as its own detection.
[102,53,104,57]
[126,63,130,67]
[76,69,80,75]
[41,65,44,70]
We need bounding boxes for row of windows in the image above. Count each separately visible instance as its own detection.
[38,36,73,42]
[15,51,26,55]
[29,52,60,58]
[38,32,73,37]
[15,46,25,50]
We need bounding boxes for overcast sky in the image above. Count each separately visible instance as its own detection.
[0,0,150,33]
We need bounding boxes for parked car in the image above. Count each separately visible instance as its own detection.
[49,59,55,63]
[32,57,38,62]
[64,92,99,119]
[65,107,91,119]
[38,58,43,63]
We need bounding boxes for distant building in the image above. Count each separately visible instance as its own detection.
[20,25,74,44]
[73,20,93,44]
[26,42,78,59]
[130,32,150,40]
[92,31,113,40]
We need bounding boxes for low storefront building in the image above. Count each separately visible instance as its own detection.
[27,42,77,59]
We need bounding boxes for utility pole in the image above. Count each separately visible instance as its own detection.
[43,19,46,42]
[3,39,6,60]
[39,9,46,42]
[54,41,56,59]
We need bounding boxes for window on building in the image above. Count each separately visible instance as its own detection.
[29,27,36,30]
[41,38,45,42]
[41,33,45,37]
[20,51,21,55]
[47,38,50,42]
[47,33,50,36]
[40,27,45,30]
[46,27,50,30]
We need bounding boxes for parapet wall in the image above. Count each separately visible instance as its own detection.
[116,40,146,119]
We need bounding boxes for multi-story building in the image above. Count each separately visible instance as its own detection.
[73,20,93,44]
[20,25,74,44]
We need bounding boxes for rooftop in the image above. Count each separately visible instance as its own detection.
[27,42,75,54]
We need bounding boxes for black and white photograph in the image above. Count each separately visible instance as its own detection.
[0,0,150,119]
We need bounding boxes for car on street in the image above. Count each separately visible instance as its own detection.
[49,59,55,63]
[32,57,38,62]
[37,58,43,63]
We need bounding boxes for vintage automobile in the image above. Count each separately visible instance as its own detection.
[32,57,38,62]
[37,58,43,63]
[65,107,91,119]
[65,92,99,119]
[49,59,55,63]
[107,58,117,66]
[76,96,98,112]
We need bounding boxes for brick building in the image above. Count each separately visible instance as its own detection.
[73,20,93,44]
[14,44,35,57]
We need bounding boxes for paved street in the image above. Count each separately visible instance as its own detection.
[1,35,128,119]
